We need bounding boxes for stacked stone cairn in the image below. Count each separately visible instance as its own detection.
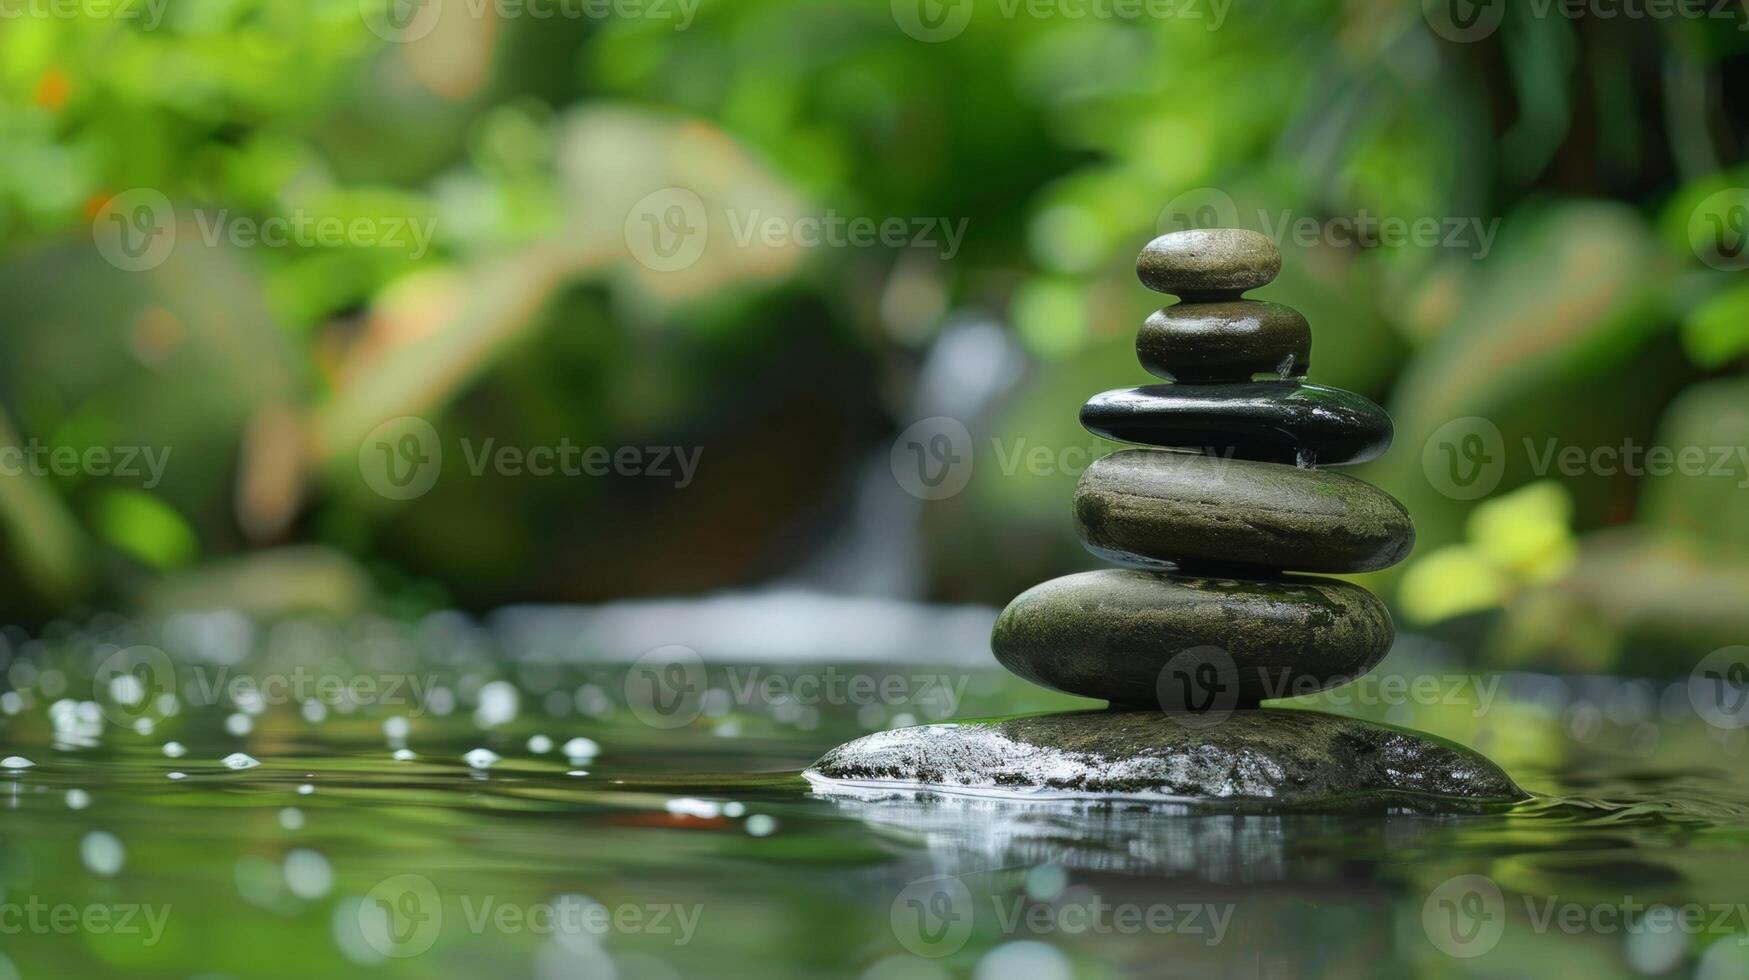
[991,228,1411,713]
[806,228,1519,807]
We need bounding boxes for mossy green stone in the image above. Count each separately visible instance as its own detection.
[1138,300,1311,382]
[1074,450,1414,573]
[1137,229,1282,298]
[805,708,1523,809]
[990,569,1393,706]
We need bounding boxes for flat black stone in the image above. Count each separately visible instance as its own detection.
[1080,382,1392,466]
[805,708,1524,810]
[1074,451,1415,573]
[990,569,1392,707]
[1138,300,1311,382]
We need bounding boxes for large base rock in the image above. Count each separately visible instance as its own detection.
[805,709,1523,811]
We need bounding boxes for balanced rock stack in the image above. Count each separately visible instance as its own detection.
[807,229,1520,809]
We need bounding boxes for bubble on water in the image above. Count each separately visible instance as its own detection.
[284,849,333,900]
[745,814,778,837]
[464,748,501,769]
[428,687,456,716]
[562,737,599,761]
[723,802,746,818]
[1,756,33,770]
[383,716,410,740]
[81,831,124,876]
[222,752,261,770]
[665,798,720,819]
[475,681,519,727]
[65,789,91,810]
[393,748,416,762]
[527,734,554,754]
[1024,865,1067,901]
[297,783,314,796]
[566,770,589,777]
[109,672,146,707]
[163,741,187,758]
[279,807,305,830]
[226,713,254,737]
[973,942,1071,980]
[167,772,186,780]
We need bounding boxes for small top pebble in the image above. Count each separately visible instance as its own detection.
[1137,228,1281,297]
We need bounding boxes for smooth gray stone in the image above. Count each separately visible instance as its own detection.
[1074,450,1414,573]
[805,709,1524,810]
[991,569,1392,706]
[1137,229,1282,298]
[1080,381,1393,466]
[1138,300,1311,382]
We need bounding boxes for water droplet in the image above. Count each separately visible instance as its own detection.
[562,737,599,761]
[222,752,261,770]
[665,798,720,819]
[474,681,519,727]
[745,814,778,837]
[297,783,314,795]
[65,789,91,810]
[132,717,155,735]
[527,734,553,754]
[1,756,33,770]
[301,700,327,723]
[383,716,410,740]
[167,771,186,780]
[566,770,589,777]
[284,849,333,900]
[392,748,416,762]
[464,748,500,769]
[163,741,187,758]
[225,713,253,737]
[81,831,124,876]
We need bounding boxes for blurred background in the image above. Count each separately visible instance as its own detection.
[1,0,1747,678]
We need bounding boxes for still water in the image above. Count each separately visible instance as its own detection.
[0,613,1746,978]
